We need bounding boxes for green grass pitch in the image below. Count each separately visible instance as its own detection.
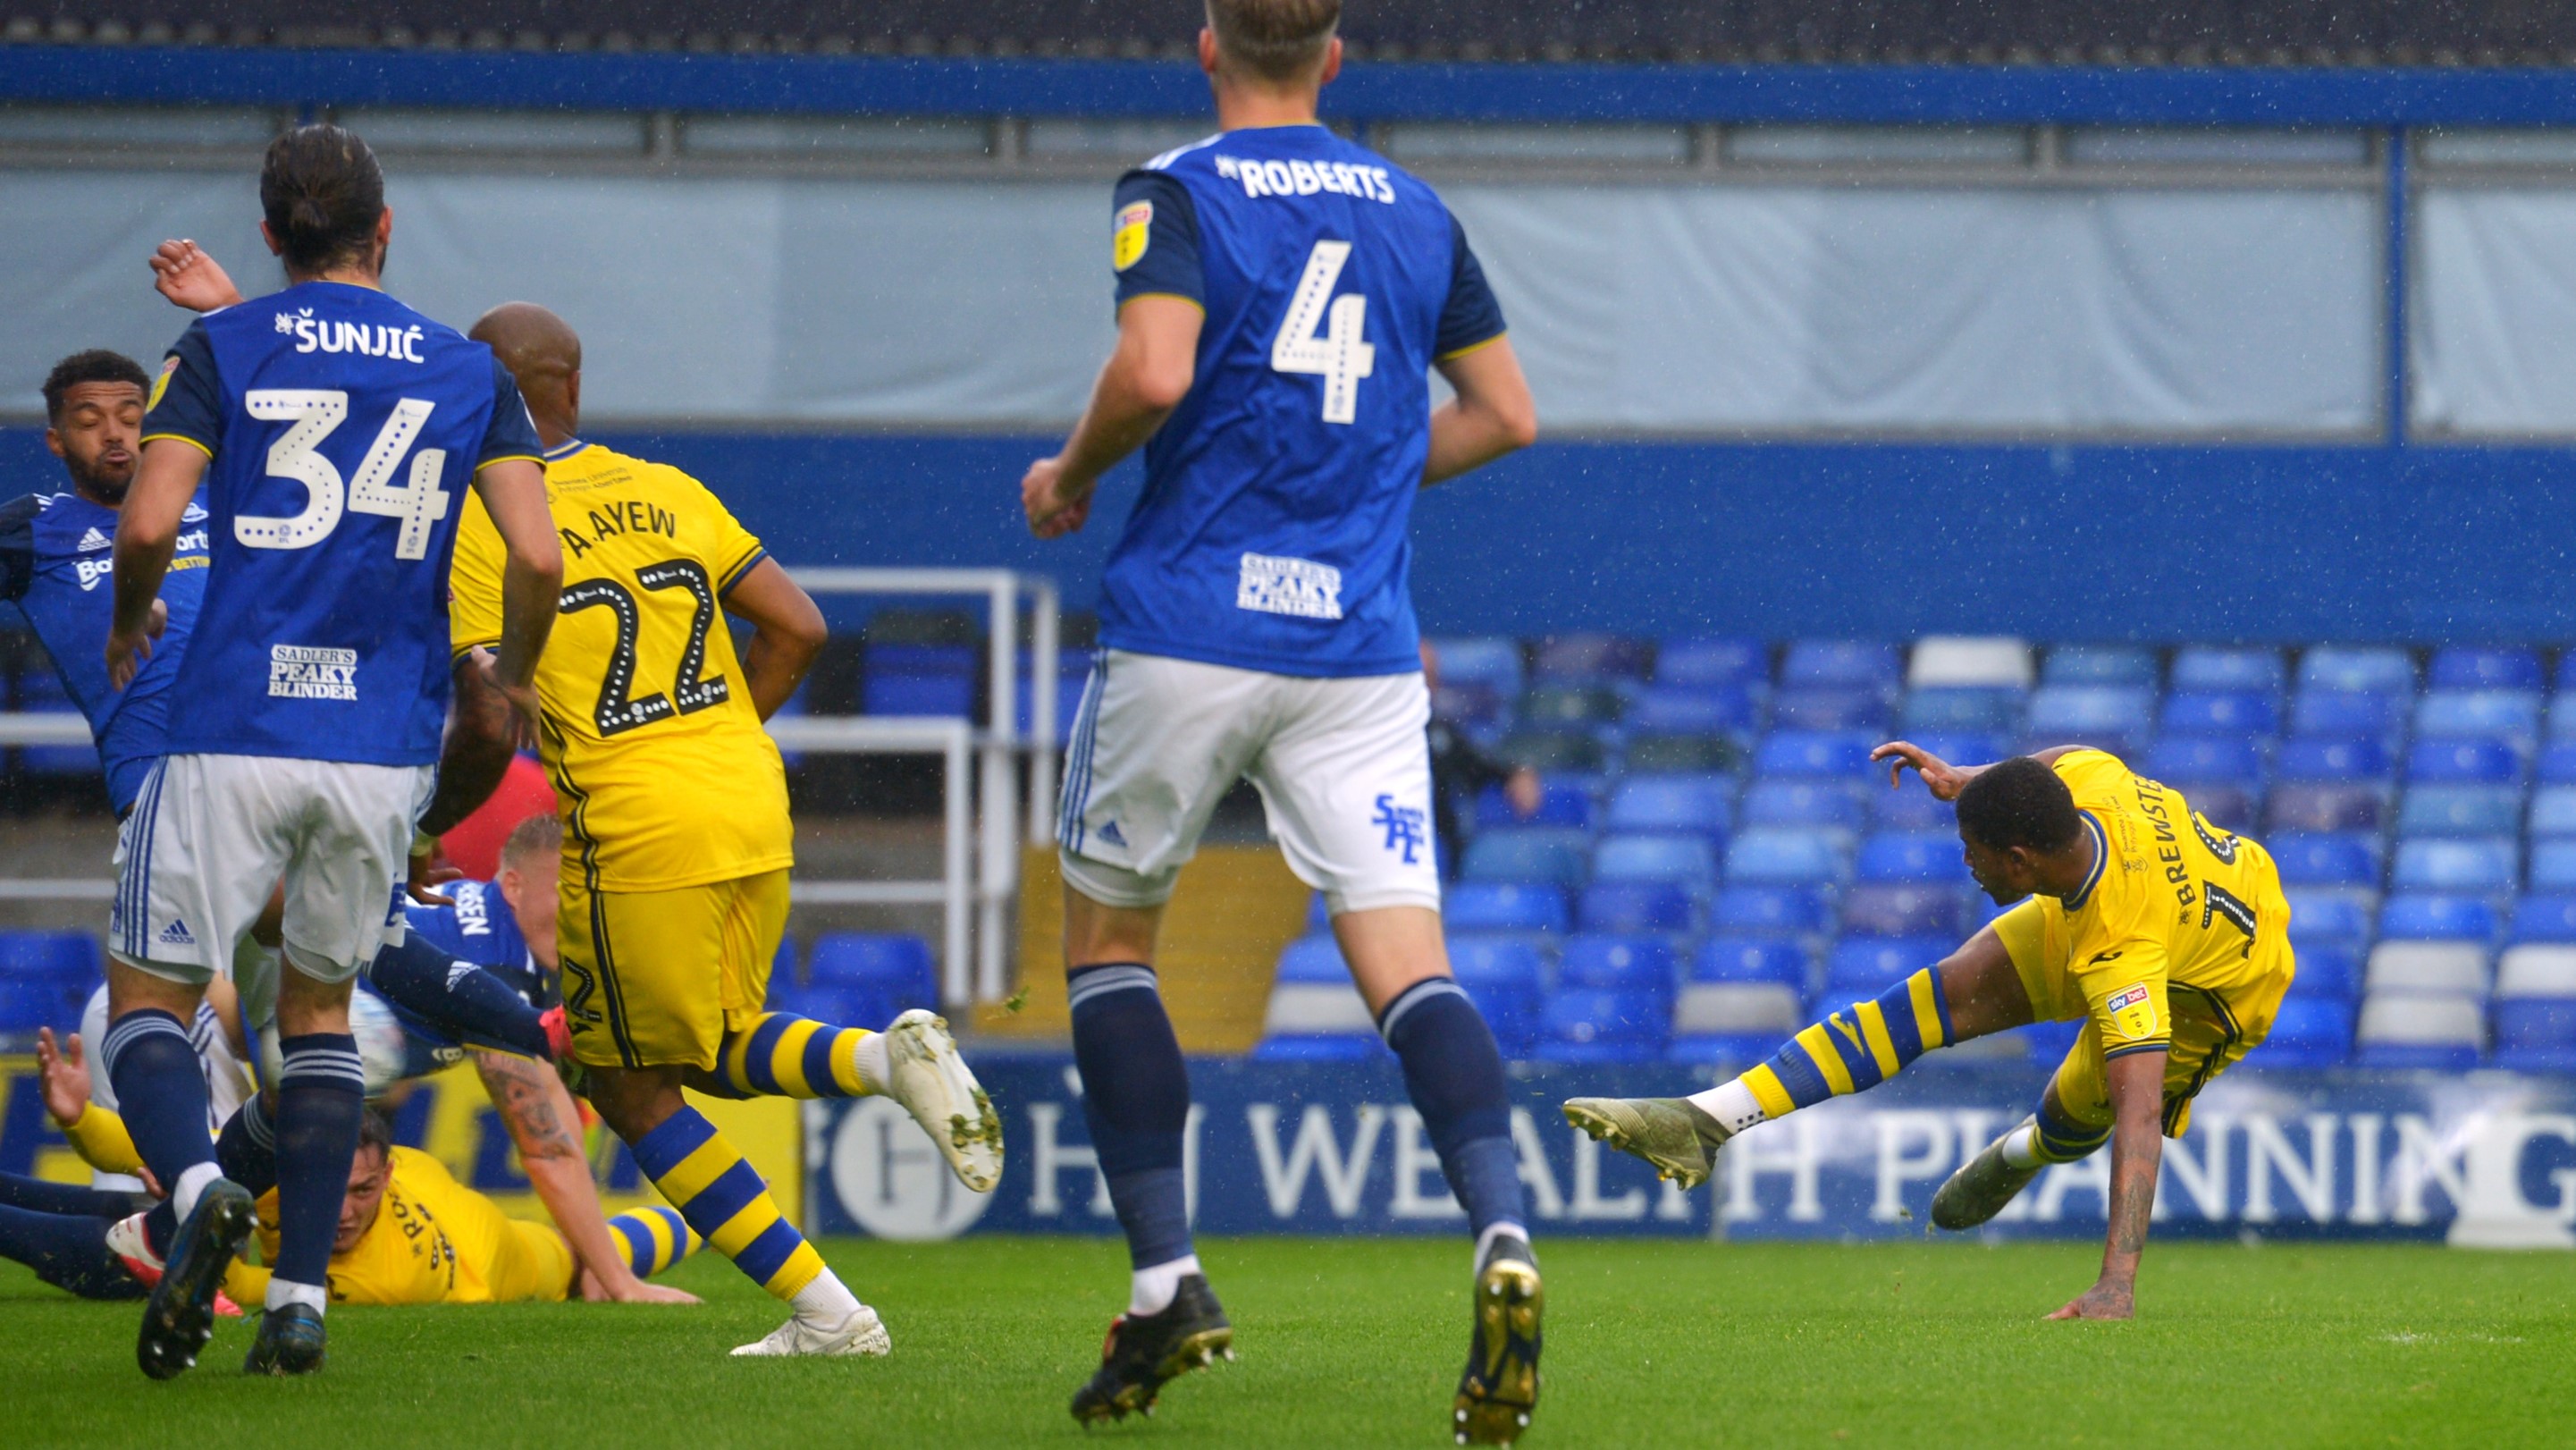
[4,1237,2572,1447]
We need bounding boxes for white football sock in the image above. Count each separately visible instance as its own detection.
[792,1268,863,1326]
[265,1277,327,1316]
[1684,1079,1765,1138]
[1999,1123,2043,1169]
[1129,1254,1200,1317]
[171,1161,223,1224]
[1473,1221,1532,1272]
[851,1031,891,1096]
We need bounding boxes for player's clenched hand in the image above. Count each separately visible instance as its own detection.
[105,626,152,690]
[577,1267,702,1304]
[1872,740,1967,800]
[1023,456,1093,539]
[34,1027,90,1126]
[149,239,244,314]
[408,857,464,908]
[2046,1279,2134,1321]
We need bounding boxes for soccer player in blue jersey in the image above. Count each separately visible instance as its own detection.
[100,123,564,1378]
[1021,2,1542,1438]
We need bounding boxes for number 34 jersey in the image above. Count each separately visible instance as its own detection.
[1105,125,1507,679]
[449,441,791,893]
[141,281,542,765]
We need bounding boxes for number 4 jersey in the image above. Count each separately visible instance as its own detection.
[141,281,542,764]
[448,440,791,893]
[1105,124,1507,679]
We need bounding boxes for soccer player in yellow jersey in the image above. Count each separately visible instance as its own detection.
[446,303,1002,1358]
[1569,744,2297,1319]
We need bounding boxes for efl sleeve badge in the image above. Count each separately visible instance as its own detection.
[1113,201,1154,272]
[2103,982,2159,1041]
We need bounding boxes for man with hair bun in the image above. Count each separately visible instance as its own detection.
[1568,739,2300,1321]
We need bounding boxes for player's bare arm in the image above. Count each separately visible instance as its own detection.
[149,240,244,314]
[469,457,564,736]
[1023,295,1202,538]
[2048,1047,2165,1321]
[105,437,206,688]
[470,1049,701,1307]
[721,558,828,720]
[1423,335,1537,485]
[1873,740,2082,799]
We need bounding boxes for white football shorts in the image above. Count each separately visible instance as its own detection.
[1056,649,1440,915]
[110,752,434,988]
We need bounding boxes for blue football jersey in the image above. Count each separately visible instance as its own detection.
[1099,125,1506,679]
[0,486,211,811]
[401,878,551,1009]
[140,282,542,765]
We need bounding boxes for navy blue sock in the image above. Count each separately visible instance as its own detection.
[217,1095,279,1195]
[0,1201,143,1300]
[1068,964,1194,1270]
[366,930,551,1059]
[0,1169,146,1219]
[270,1033,366,1294]
[1378,978,1528,1247]
[100,1009,217,1236]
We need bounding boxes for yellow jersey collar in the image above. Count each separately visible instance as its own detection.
[2061,811,2109,912]
[543,438,589,462]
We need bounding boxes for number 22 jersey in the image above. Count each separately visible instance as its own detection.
[1105,125,1507,679]
[140,281,542,765]
[448,441,791,893]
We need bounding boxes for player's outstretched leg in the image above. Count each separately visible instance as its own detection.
[606,1205,703,1281]
[101,1003,248,1378]
[1932,1105,2109,1230]
[1568,967,1957,1188]
[1065,962,1232,1424]
[703,1008,1003,1191]
[247,1028,368,1376]
[364,929,555,1061]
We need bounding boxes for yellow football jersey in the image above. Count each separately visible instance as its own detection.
[2024,749,2294,1058]
[234,1148,572,1306]
[450,442,794,893]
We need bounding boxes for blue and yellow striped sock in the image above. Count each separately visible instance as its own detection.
[606,1205,703,1278]
[1740,969,1954,1121]
[2017,1099,2112,1166]
[629,1107,826,1302]
[712,1013,882,1100]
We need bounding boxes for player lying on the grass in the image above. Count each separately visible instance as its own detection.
[1567,745,2299,1319]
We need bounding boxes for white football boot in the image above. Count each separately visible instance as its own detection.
[732,1305,892,1358]
[883,1008,1004,1193]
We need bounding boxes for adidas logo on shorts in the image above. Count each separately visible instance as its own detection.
[156,918,196,947]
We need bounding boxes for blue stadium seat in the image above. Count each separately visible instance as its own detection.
[1741,780,1865,831]
[2355,992,2484,1070]
[2415,690,2542,749]
[1274,936,1349,983]
[0,930,97,1035]
[1772,687,1890,733]
[2286,892,2373,949]
[1901,732,2011,768]
[1823,937,1948,997]
[1533,634,1651,685]
[2391,839,2518,895]
[1475,780,1598,832]
[1901,687,2023,735]
[805,933,936,999]
[2184,785,2258,834]
[2171,646,2286,695]
[2493,999,2576,1073]
[2159,692,2279,739]
[1444,882,1569,935]
[1448,936,1547,1055]
[1671,941,1805,1063]
[1578,881,1696,935]
[2142,736,2265,789]
[1494,729,1607,773]
[2025,685,2155,755]
[2290,689,2409,743]
[1593,835,1719,892]
[2008,1018,2084,1065]
[1535,988,1670,1064]
[1839,883,1966,940]
[2545,744,2576,784]
[1431,680,1511,733]
[2429,646,2542,693]
[1016,649,1093,746]
[1621,733,1738,774]
[1780,640,1900,693]
[2274,737,2390,782]
[1725,830,1848,887]
[863,644,977,718]
[1519,686,1625,730]
[1655,637,1767,690]
[1629,686,1759,736]
[1559,935,1677,996]
[2298,645,2415,696]
[1855,831,1970,885]
[1692,937,1809,987]
[2041,645,2157,687]
[2531,841,2576,893]
[2396,785,2526,839]
[2513,894,2576,942]
[2290,942,2361,998]
[1306,891,1333,934]
[11,666,95,778]
[1460,828,1592,888]
[2378,893,2501,943]
[1709,885,1832,937]
[2405,738,2523,787]
[2260,996,2355,1067]
[1605,774,1735,839]
[2548,700,2576,746]
[1869,787,1957,832]
[2268,832,2381,886]
[1754,730,1875,780]
[2266,782,2387,835]
[1428,636,1524,697]
[1257,938,1378,1058]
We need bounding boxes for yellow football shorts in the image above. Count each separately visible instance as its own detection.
[503,1220,580,1303]
[559,868,789,1070]
[1993,897,2295,1140]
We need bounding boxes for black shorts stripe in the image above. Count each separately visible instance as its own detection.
[2160,983,2243,1136]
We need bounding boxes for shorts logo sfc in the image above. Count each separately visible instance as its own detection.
[1236,551,1343,620]
[2104,982,2159,1041]
[1372,793,1427,864]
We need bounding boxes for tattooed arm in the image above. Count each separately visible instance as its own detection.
[472,1049,700,1305]
[2049,1047,2166,1321]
